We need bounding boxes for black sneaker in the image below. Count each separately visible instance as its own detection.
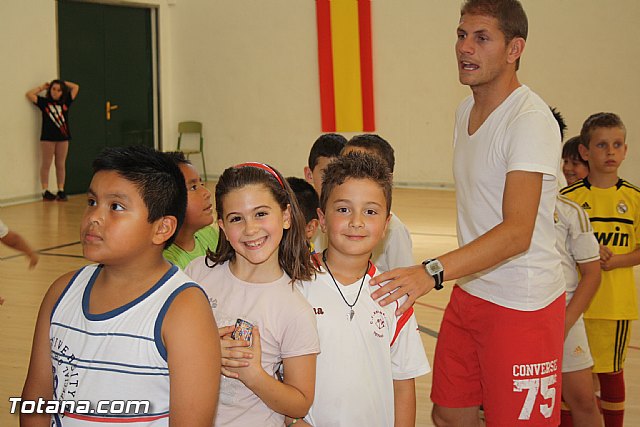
[56,190,68,202]
[42,190,56,201]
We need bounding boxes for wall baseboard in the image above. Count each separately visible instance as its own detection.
[0,194,42,207]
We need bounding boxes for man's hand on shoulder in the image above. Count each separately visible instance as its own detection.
[369,265,435,315]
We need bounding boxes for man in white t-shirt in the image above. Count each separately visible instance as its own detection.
[370,1,564,425]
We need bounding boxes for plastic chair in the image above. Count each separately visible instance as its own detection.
[177,121,207,181]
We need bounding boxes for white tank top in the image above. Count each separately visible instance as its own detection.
[49,264,204,426]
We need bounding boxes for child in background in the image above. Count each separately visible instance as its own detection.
[561,112,640,427]
[556,123,601,426]
[163,152,219,269]
[21,146,221,426]
[0,217,39,306]
[26,79,79,201]
[554,194,602,427]
[304,134,346,253]
[186,163,319,427]
[294,152,430,427]
[562,136,590,186]
[0,217,39,269]
[285,176,320,249]
[303,133,347,197]
[342,134,415,271]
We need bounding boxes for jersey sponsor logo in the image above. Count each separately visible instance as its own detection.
[512,358,559,420]
[617,200,628,214]
[581,202,591,210]
[594,227,629,247]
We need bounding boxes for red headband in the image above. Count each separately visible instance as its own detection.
[234,162,285,188]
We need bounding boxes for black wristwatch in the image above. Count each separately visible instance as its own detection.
[422,258,444,290]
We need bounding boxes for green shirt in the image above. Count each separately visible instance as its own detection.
[163,226,219,270]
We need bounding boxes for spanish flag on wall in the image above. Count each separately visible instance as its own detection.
[316,0,374,132]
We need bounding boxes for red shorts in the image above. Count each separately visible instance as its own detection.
[431,286,565,426]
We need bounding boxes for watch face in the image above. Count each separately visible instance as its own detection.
[426,260,443,275]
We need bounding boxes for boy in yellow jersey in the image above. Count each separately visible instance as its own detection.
[560,112,640,427]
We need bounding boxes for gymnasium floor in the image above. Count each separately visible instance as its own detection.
[1,186,638,426]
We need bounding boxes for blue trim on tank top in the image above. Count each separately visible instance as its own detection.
[51,321,154,341]
[82,265,179,321]
[51,355,169,376]
[154,283,207,361]
[51,349,169,371]
[50,266,86,322]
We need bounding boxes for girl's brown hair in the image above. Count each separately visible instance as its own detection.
[206,163,314,282]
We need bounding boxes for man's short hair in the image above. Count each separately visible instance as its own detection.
[308,133,347,170]
[461,0,528,69]
[320,151,392,215]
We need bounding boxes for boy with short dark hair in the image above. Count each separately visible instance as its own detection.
[22,146,221,426]
[304,133,347,255]
[285,176,320,244]
[561,112,640,427]
[295,151,430,426]
[342,134,415,271]
[163,152,219,269]
[304,133,347,197]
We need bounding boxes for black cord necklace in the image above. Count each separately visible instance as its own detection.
[322,249,369,321]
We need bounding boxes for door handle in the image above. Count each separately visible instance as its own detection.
[106,101,119,120]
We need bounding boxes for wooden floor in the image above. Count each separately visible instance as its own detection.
[1,186,638,426]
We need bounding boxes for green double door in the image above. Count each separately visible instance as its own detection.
[58,1,155,194]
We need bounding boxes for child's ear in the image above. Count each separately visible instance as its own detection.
[306,219,319,240]
[304,166,314,186]
[317,208,327,233]
[217,218,226,234]
[383,212,392,236]
[153,216,178,246]
[578,144,590,162]
[283,205,292,230]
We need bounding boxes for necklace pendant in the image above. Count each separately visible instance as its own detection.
[349,309,355,321]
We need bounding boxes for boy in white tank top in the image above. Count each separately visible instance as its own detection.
[21,146,221,426]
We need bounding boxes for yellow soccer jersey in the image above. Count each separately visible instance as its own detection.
[561,178,640,320]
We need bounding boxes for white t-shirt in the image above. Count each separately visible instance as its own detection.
[453,85,564,310]
[185,259,320,427]
[554,195,600,300]
[0,218,8,238]
[297,263,430,426]
[311,212,414,271]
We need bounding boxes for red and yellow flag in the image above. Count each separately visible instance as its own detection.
[316,0,375,132]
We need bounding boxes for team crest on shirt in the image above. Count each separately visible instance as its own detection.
[617,200,628,214]
[370,310,386,338]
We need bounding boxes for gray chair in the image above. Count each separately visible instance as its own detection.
[177,121,207,181]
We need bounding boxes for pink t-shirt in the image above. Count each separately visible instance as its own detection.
[185,259,319,427]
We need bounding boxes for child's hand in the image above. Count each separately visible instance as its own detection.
[219,325,252,378]
[599,245,613,262]
[600,255,618,271]
[42,82,50,90]
[27,252,39,269]
[229,326,264,387]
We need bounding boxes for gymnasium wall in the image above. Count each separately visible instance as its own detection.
[1,0,638,203]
